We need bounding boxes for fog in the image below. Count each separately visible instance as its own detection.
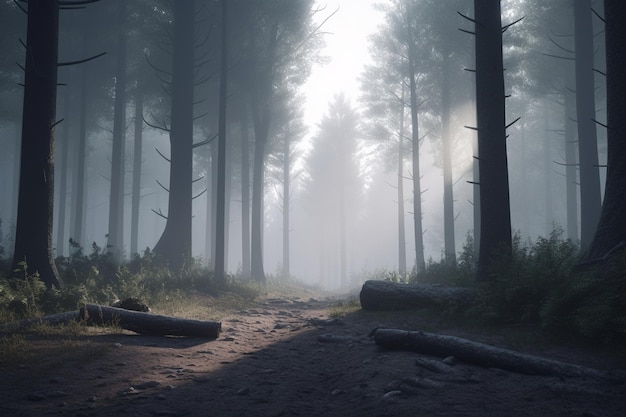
[0,0,607,289]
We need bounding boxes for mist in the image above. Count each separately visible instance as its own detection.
[0,0,608,290]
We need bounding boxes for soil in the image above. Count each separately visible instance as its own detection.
[1,293,625,417]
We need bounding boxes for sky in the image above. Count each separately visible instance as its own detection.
[302,0,385,131]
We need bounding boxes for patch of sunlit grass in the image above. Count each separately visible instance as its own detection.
[328,297,361,318]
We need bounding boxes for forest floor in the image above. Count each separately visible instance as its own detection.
[1,286,625,417]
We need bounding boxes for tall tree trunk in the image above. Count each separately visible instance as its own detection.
[406,30,425,276]
[474,0,512,281]
[107,0,127,258]
[282,130,291,280]
[204,144,216,264]
[249,25,278,284]
[240,119,251,280]
[250,122,267,283]
[56,82,72,257]
[214,0,229,285]
[441,51,455,264]
[130,90,143,256]
[574,0,602,251]
[72,53,87,250]
[582,0,625,262]
[397,91,407,278]
[543,102,554,234]
[563,77,579,242]
[13,0,61,288]
[153,0,195,270]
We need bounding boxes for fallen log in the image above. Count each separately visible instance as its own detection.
[374,328,618,380]
[80,304,221,338]
[359,280,474,311]
[0,310,80,333]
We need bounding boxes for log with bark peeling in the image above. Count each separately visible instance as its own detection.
[80,304,221,338]
[359,280,474,310]
[374,328,621,381]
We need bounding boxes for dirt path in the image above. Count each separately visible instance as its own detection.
[2,296,625,416]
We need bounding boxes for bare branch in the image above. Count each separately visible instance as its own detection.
[155,148,171,163]
[156,179,169,193]
[192,189,207,200]
[151,208,168,220]
[192,132,218,149]
[505,116,521,130]
[58,51,106,67]
[502,16,524,33]
[591,8,605,23]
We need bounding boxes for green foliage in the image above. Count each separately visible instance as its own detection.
[470,230,581,325]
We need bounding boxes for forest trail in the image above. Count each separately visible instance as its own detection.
[1,294,625,417]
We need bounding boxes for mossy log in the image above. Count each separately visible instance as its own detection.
[80,304,221,338]
[374,328,615,380]
[359,280,474,311]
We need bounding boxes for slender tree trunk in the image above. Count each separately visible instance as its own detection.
[204,144,216,265]
[72,51,87,249]
[397,92,407,278]
[107,0,127,258]
[339,161,347,287]
[282,130,291,280]
[474,0,512,281]
[130,90,143,256]
[574,0,602,251]
[214,0,229,285]
[153,0,195,270]
[441,51,455,264]
[240,118,251,279]
[249,25,278,284]
[563,78,579,242]
[56,83,72,257]
[543,102,554,234]
[250,124,267,283]
[582,0,626,262]
[408,61,425,275]
[520,121,529,234]
[13,0,61,288]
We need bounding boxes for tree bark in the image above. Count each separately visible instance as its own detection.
[407,34,425,275]
[107,0,128,258]
[80,304,221,338]
[56,82,72,257]
[374,328,612,379]
[474,0,512,281]
[214,0,229,286]
[359,280,474,311]
[574,0,602,251]
[153,0,195,270]
[582,0,626,262]
[282,129,291,280]
[563,73,579,242]
[441,51,455,264]
[397,90,407,278]
[130,90,144,256]
[12,0,62,288]
[239,113,251,280]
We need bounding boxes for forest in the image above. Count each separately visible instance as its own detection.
[0,0,625,346]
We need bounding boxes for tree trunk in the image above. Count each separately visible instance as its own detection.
[397,91,407,278]
[282,129,291,280]
[359,280,474,311]
[71,37,88,249]
[55,82,72,257]
[153,0,195,270]
[543,102,554,234]
[130,90,143,256]
[214,0,229,286]
[80,304,221,338]
[107,0,128,258]
[407,42,425,275]
[374,328,612,379]
[240,116,251,280]
[574,0,602,251]
[564,74,579,242]
[441,51,455,264]
[12,0,62,288]
[582,0,626,263]
[474,0,512,281]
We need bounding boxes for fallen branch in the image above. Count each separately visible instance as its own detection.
[80,304,221,338]
[374,328,620,381]
[360,280,474,310]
